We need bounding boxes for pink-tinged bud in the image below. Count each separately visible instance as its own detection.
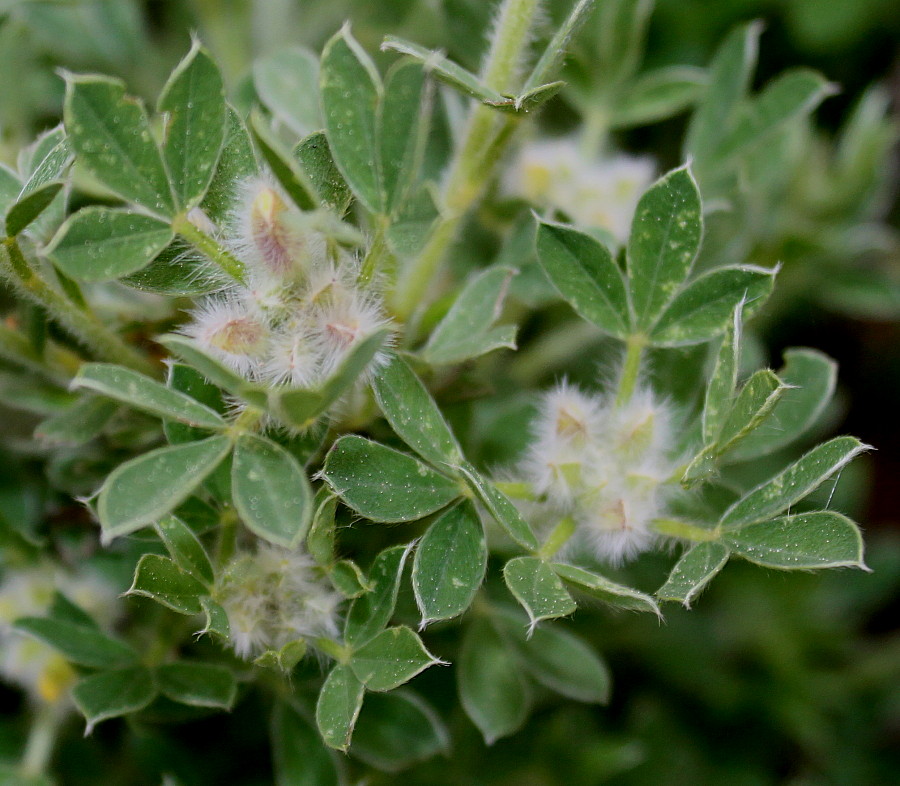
[249,186,295,276]
[185,298,269,377]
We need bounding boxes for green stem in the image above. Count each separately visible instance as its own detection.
[172,213,246,283]
[615,334,646,407]
[538,516,576,559]
[20,703,61,778]
[0,238,156,376]
[651,518,721,542]
[391,0,542,321]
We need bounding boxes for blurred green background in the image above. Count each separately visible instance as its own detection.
[0,1,897,783]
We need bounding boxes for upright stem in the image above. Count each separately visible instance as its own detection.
[391,0,542,321]
[0,238,156,376]
[20,703,61,778]
[172,213,246,283]
[615,334,646,407]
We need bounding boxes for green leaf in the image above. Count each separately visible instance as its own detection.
[523,0,599,93]
[97,435,231,540]
[656,542,730,607]
[254,46,321,137]
[380,60,431,215]
[154,515,214,586]
[344,544,411,647]
[157,661,236,709]
[158,41,226,209]
[248,111,317,211]
[534,219,630,338]
[503,556,576,630]
[198,597,230,640]
[350,625,440,691]
[47,207,173,282]
[627,165,703,329]
[164,362,227,445]
[551,563,662,616]
[64,74,175,216]
[329,560,369,599]
[458,616,530,745]
[5,182,63,236]
[351,691,449,773]
[322,435,460,523]
[720,436,870,529]
[47,592,100,629]
[716,68,837,163]
[19,126,71,195]
[380,36,505,104]
[13,617,137,669]
[458,463,539,551]
[255,639,308,673]
[649,265,776,346]
[724,511,866,570]
[422,267,518,365]
[371,354,463,468]
[727,349,838,461]
[320,25,383,214]
[35,395,118,446]
[121,239,225,296]
[73,363,225,428]
[412,500,486,625]
[716,369,789,454]
[308,488,337,566]
[231,434,314,548]
[72,666,156,734]
[316,664,365,751]
[702,305,742,444]
[611,66,706,129]
[127,553,207,615]
[294,132,353,215]
[493,606,610,704]
[596,0,654,90]
[272,701,340,786]
[203,106,258,223]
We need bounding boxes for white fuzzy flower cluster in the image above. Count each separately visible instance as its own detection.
[508,137,655,245]
[215,545,342,660]
[185,178,391,388]
[0,565,119,704]
[520,382,679,565]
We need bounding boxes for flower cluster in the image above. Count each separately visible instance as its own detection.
[507,136,655,245]
[0,565,119,704]
[185,178,391,389]
[215,545,342,660]
[520,381,680,565]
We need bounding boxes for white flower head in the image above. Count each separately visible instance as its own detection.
[262,320,322,388]
[184,295,270,377]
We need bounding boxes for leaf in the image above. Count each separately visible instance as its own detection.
[248,111,317,211]
[255,639,309,673]
[503,556,576,630]
[231,434,314,548]
[72,667,157,734]
[97,435,231,540]
[73,363,225,428]
[351,691,449,773]
[656,542,730,607]
[727,349,838,461]
[716,68,837,164]
[329,560,369,599]
[611,66,706,129]
[164,362,227,445]
[370,354,463,468]
[719,436,870,529]
[458,616,530,745]
[158,41,226,209]
[344,544,412,647]
[413,500,487,625]
[316,664,365,751]
[198,597,230,640]
[308,489,337,566]
[724,511,866,570]
[493,606,610,704]
[627,165,703,329]
[551,563,662,616]
[19,126,71,195]
[716,369,789,454]
[523,0,600,93]
[154,515,214,586]
[457,463,539,551]
[320,25,383,214]
[5,182,63,236]
[157,661,236,709]
[422,267,518,365]
[596,0,654,90]
[380,60,431,215]
[13,617,137,669]
[63,74,175,216]
[534,218,630,338]
[254,46,321,137]
[702,305,742,444]
[35,395,118,446]
[649,265,776,346]
[350,626,440,691]
[322,435,460,523]
[272,701,340,786]
[47,207,173,282]
[294,132,353,215]
[121,239,225,296]
[127,553,207,615]
[203,106,258,223]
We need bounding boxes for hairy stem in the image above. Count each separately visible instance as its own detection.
[172,213,246,283]
[615,334,647,407]
[20,703,61,777]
